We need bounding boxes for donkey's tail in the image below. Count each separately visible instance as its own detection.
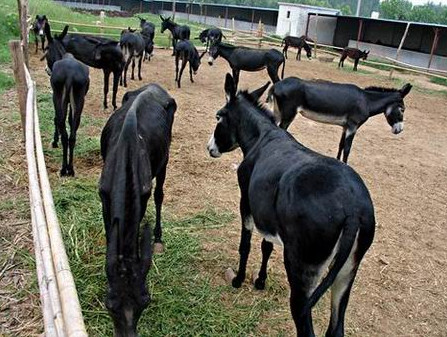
[120,42,133,63]
[266,86,274,104]
[301,216,359,317]
[110,104,144,256]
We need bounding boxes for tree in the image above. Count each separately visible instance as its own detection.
[409,4,439,23]
[380,0,413,20]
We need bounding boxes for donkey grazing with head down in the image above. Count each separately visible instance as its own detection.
[267,77,412,163]
[207,74,376,337]
[100,84,176,337]
[282,36,312,61]
[338,47,369,71]
[160,15,191,56]
[32,15,48,53]
[43,24,89,177]
[174,40,204,88]
[208,42,285,89]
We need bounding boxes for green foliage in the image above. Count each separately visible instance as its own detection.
[380,0,447,24]
[0,1,20,63]
[204,0,380,17]
[380,0,413,20]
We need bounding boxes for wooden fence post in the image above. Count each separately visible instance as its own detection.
[390,22,410,78]
[257,20,263,48]
[17,0,29,68]
[99,11,105,35]
[8,41,27,139]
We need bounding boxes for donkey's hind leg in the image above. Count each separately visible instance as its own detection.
[138,55,143,80]
[336,128,347,160]
[267,65,280,84]
[284,252,317,337]
[254,239,274,290]
[177,56,188,88]
[153,164,167,253]
[52,115,59,148]
[341,126,357,163]
[131,58,136,80]
[325,239,360,337]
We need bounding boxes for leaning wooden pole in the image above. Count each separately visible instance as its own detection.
[32,203,58,337]
[427,28,440,69]
[8,41,27,139]
[389,22,410,78]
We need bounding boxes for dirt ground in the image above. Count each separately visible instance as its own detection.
[3,48,447,336]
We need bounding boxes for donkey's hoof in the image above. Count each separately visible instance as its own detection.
[52,142,58,148]
[254,277,266,290]
[224,268,236,285]
[153,242,164,254]
[66,168,75,177]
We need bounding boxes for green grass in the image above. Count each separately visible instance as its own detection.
[34,80,290,336]
[25,0,207,48]
[0,70,14,93]
[429,76,447,87]
[50,176,279,336]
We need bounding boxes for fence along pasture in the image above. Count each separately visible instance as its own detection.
[11,1,88,334]
[21,48,89,337]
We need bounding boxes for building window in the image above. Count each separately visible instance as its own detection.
[286,11,290,19]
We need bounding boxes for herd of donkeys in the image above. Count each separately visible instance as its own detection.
[31,13,412,337]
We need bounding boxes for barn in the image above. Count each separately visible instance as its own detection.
[275,2,339,38]
[306,13,447,71]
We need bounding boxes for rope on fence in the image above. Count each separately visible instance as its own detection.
[23,59,88,337]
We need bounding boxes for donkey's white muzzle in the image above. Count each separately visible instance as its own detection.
[207,134,221,158]
[208,57,214,66]
[392,122,403,134]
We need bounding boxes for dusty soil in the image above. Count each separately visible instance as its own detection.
[4,48,447,336]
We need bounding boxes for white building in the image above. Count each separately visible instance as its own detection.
[276,3,340,38]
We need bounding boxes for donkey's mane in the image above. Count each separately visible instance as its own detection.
[364,86,399,93]
[239,91,276,124]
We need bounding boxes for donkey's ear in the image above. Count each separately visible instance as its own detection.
[400,83,412,97]
[44,22,53,43]
[159,15,165,21]
[43,15,47,20]
[58,25,69,40]
[250,81,270,101]
[224,73,236,102]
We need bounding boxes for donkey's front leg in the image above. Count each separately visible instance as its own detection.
[229,195,253,288]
